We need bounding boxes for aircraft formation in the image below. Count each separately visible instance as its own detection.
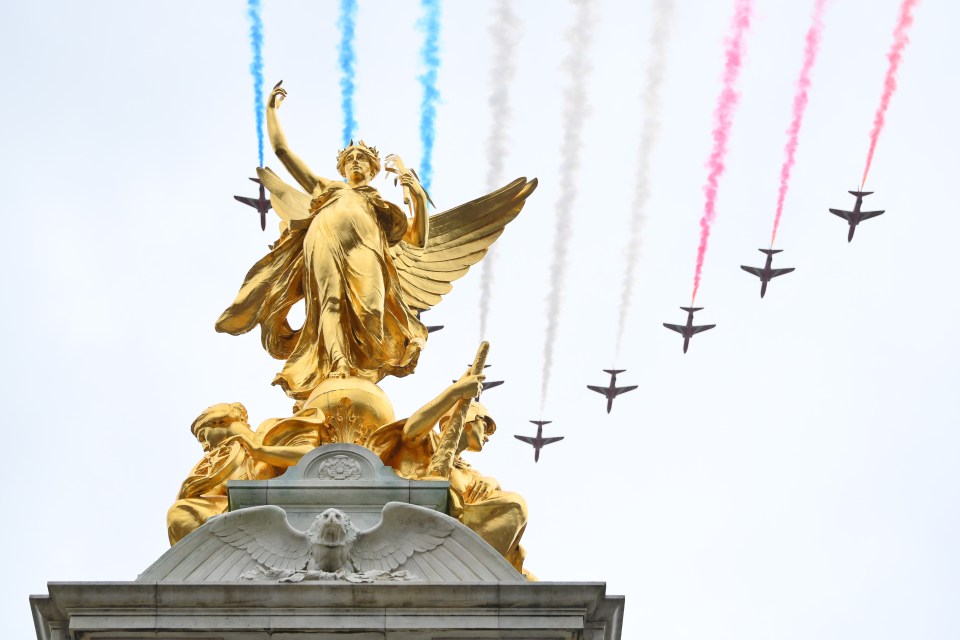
[232,171,887,462]
[230,175,885,462]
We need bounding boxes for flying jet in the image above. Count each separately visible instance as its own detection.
[234,177,272,230]
[586,369,638,413]
[829,190,884,242]
[740,249,796,298]
[663,307,716,354]
[514,420,564,462]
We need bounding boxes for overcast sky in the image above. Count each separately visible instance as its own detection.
[3,1,958,638]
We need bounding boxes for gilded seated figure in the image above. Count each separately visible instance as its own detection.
[367,374,529,573]
[166,403,318,545]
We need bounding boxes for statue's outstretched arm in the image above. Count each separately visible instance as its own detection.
[401,172,429,247]
[402,374,483,445]
[235,433,313,469]
[266,82,332,194]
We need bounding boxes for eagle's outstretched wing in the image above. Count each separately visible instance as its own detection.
[389,177,538,311]
[351,502,522,581]
[206,505,312,572]
[351,503,455,572]
[139,506,312,582]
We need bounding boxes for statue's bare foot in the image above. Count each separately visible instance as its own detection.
[329,361,350,379]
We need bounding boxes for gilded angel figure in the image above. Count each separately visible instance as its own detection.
[216,82,537,400]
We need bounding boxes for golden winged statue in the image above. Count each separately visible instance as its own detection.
[216,82,537,401]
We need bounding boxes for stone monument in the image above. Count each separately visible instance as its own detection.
[30,82,624,639]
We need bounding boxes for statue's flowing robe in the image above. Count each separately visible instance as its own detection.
[216,184,427,399]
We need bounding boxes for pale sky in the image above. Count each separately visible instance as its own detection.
[2,1,958,639]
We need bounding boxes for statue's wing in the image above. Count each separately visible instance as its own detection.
[256,166,313,222]
[351,503,456,572]
[207,505,312,572]
[389,177,537,311]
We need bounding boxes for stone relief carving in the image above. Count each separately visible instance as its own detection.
[314,454,363,480]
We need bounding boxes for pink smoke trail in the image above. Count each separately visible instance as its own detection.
[770,0,828,248]
[861,0,919,188]
[691,0,752,304]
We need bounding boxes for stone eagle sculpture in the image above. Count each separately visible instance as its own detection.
[138,501,525,583]
[216,503,450,581]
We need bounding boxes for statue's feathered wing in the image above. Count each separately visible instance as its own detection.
[256,167,538,312]
[389,177,538,311]
[257,167,312,224]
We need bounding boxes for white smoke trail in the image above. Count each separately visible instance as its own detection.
[615,0,676,355]
[541,0,596,409]
[478,0,521,340]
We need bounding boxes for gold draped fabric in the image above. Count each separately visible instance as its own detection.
[216,184,427,400]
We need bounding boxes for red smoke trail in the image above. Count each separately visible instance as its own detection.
[691,0,752,304]
[861,0,919,188]
[770,0,827,248]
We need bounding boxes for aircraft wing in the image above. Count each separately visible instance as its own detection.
[614,385,638,396]
[860,210,884,220]
[769,267,795,278]
[829,208,852,221]
[234,195,259,208]
[586,385,608,395]
[540,437,564,446]
[663,323,685,334]
[690,324,716,335]
[513,435,536,446]
[740,266,763,278]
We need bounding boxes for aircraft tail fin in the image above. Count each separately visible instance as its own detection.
[603,369,626,375]
[679,306,703,313]
[248,177,262,185]
[759,248,782,256]
[848,190,873,198]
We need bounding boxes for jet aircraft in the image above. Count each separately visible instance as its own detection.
[663,307,716,353]
[829,190,884,242]
[740,249,795,298]
[234,177,272,230]
[514,420,564,462]
[586,369,638,413]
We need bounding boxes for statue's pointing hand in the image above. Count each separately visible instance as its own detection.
[268,80,286,109]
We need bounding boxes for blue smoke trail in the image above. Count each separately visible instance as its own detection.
[246,0,265,167]
[417,0,441,192]
[338,0,358,146]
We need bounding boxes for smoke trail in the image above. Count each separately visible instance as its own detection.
[770,0,827,248]
[541,0,596,408]
[691,0,752,304]
[338,0,358,146]
[417,0,441,192]
[246,0,265,167]
[614,0,676,356]
[861,0,919,187]
[478,0,521,339]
